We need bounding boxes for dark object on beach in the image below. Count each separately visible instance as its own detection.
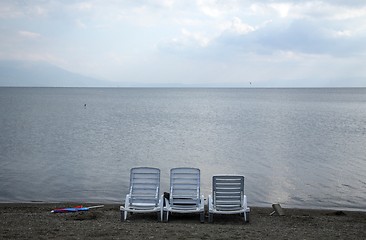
[67,212,98,221]
[270,203,285,216]
[335,211,346,216]
[163,192,170,206]
[327,211,346,216]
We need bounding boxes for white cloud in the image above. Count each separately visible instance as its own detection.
[329,7,366,20]
[181,28,210,47]
[270,3,292,18]
[0,2,22,18]
[158,28,212,53]
[228,17,256,34]
[73,2,94,11]
[196,0,222,17]
[75,19,87,29]
[18,31,41,39]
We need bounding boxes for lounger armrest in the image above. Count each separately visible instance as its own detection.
[208,194,213,211]
[199,194,205,209]
[169,186,173,203]
[125,194,131,208]
[159,194,164,208]
[155,187,159,199]
[242,194,249,211]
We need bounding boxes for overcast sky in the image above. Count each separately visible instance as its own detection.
[1,0,366,87]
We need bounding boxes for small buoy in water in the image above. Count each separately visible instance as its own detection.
[84,104,87,108]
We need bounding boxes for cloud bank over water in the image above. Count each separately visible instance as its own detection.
[1,0,365,87]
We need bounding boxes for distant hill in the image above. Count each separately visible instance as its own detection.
[0,60,108,87]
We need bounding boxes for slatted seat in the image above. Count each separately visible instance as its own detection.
[163,168,205,222]
[208,175,250,223]
[120,167,163,221]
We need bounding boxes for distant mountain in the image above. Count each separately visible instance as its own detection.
[0,60,108,87]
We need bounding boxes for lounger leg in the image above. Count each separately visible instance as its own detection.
[124,210,128,221]
[159,210,163,222]
[200,212,205,223]
[121,210,128,221]
[208,213,213,223]
[244,212,250,223]
[163,211,168,222]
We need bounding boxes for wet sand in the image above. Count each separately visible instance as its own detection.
[1,203,365,239]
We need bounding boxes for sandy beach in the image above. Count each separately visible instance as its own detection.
[1,203,365,239]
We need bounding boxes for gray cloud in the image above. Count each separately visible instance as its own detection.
[255,19,365,56]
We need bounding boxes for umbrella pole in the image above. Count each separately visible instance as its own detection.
[87,205,104,209]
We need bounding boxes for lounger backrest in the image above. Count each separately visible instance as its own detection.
[129,167,160,205]
[213,175,244,211]
[170,168,200,206]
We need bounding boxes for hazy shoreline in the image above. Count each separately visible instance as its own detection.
[1,203,365,239]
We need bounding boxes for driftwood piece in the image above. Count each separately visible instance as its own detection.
[270,203,285,216]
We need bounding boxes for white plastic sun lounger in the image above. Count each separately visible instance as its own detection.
[120,167,163,221]
[208,175,250,223]
[163,167,205,222]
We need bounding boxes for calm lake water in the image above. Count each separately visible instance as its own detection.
[0,87,365,211]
